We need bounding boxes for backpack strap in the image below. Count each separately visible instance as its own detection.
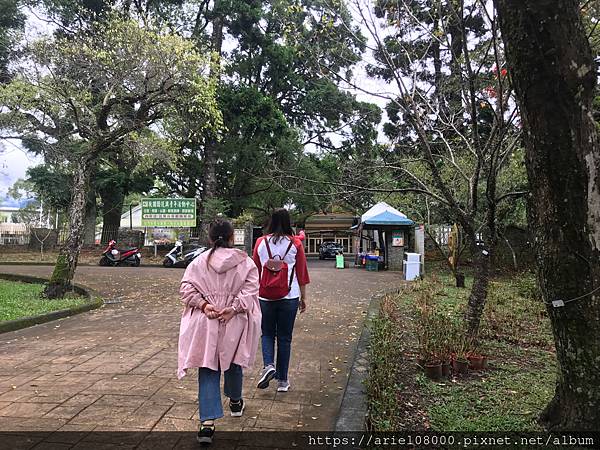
[264,236,274,259]
[282,238,294,258]
[265,236,294,260]
[288,264,295,290]
[285,237,296,289]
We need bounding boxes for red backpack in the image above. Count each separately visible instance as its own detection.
[259,237,295,300]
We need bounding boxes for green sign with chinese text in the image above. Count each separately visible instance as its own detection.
[141,198,196,227]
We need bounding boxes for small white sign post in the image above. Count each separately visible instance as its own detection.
[234,229,245,246]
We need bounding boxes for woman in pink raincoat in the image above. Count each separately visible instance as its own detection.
[178,219,261,445]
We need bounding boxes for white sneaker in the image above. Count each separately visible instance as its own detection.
[229,398,245,417]
[277,380,290,392]
[257,365,276,389]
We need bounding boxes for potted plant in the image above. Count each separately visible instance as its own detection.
[438,332,452,378]
[467,342,488,370]
[451,332,470,375]
[424,359,443,380]
[416,307,443,380]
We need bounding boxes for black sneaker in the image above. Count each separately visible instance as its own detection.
[197,422,215,446]
[257,365,276,389]
[229,399,245,417]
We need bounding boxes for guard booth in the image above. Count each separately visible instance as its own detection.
[355,202,415,272]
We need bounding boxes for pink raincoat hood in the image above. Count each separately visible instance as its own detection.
[207,248,248,273]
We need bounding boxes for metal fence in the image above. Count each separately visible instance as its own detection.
[1,225,203,248]
[0,229,30,245]
[427,225,452,246]
[1,225,68,247]
[426,224,483,248]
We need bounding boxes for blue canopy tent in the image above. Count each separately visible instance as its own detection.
[356,202,415,270]
[362,210,415,227]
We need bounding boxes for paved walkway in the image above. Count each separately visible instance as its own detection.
[0,261,399,446]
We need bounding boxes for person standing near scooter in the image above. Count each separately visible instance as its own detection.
[177,219,261,445]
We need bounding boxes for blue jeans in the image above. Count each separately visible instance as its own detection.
[197,364,242,421]
[260,297,299,381]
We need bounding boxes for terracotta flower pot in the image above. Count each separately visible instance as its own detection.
[424,362,443,380]
[441,361,451,377]
[468,355,486,370]
[452,359,469,374]
[482,356,489,369]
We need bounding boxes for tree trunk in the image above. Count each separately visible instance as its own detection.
[82,192,97,247]
[99,185,125,244]
[465,240,492,339]
[199,144,218,244]
[495,0,600,431]
[44,157,95,299]
[199,3,224,244]
[455,272,465,288]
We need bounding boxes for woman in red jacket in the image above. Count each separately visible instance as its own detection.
[252,208,310,392]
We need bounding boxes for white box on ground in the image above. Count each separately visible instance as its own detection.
[404,252,421,263]
[403,260,421,280]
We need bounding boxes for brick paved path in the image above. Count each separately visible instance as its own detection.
[0,261,399,446]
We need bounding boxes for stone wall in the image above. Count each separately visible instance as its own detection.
[385,232,405,271]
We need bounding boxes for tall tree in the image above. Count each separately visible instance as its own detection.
[311,0,525,339]
[31,0,176,242]
[157,0,379,223]
[0,18,219,297]
[197,0,225,243]
[494,0,600,431]
[0,0,25,83]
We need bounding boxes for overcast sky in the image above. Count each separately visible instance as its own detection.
[0,11,47,206]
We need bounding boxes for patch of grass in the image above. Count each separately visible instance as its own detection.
[366,269,556,432]
[404,269,553,349]
[421,346,555,431]
[0,280,87,322]
[484,274,552,348]
[365,298,406,431]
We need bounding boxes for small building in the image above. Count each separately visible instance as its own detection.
[0,206,19,223]
[302,213,358,256]
[357,202,415,271]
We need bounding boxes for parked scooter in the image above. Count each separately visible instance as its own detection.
[99,240,142,267]
[163,240,207,268]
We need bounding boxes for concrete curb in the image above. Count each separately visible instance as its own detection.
[334,286,405,432]
[0,273,104,334]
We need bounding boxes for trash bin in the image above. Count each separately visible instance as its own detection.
[403,253,421,280]
[336,253,345,269]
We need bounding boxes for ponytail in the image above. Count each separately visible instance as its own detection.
[206,219,234,265]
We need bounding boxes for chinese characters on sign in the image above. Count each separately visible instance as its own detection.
[234,229,245,246]
[141,198,196,227]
